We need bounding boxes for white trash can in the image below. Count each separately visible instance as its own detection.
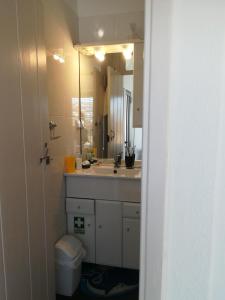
[55,235,86,297]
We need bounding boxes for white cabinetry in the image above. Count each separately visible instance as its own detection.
[65,176,141,269]
[96,200,122,267]
[133,42,144,128]
[66,198,96,263]
[123,219,140,269]
[122,203,141,269]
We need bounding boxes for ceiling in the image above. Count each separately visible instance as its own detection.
[76,0,145,18]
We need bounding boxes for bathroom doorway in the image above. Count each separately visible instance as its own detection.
[57,41,143,299]
[50,0,146,299]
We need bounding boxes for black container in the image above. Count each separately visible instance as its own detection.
[125,154,135,169]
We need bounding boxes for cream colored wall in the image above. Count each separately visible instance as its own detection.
[43,0,80,298]
[0,1,80,300]
[44,0,80,155]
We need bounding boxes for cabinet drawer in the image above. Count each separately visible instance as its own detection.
[123,203,140,219]
[66,198,94,215]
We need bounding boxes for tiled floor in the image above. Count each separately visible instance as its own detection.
[56,289,139,300]
[56,263,139,300]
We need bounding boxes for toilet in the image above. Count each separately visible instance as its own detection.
[55,235,86,297]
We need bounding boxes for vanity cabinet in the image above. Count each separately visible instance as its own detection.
[96,200,122,267]
[66,198,96,263]
[123,219,140,269]
[66,197,140,269]
[65,175,141,269]
[122,203,141,269]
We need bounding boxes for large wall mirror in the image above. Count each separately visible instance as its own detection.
[76,42,143,161]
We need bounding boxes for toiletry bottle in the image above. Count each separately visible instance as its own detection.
[64,155,76,173]
[76,153,82,170]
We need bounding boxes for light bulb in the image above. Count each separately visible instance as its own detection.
[53,54,60,61]
[95,50,105,62]
[97,28,104,38]
[59,57,65,64]
[123,48,133,60]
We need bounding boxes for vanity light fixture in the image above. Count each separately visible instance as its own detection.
[123,47,133,60]
[94,49,105,62]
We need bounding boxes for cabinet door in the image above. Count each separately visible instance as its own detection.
[133,42,144,128]
[123,218,140,269]
[67,213,96,263]
[96,200,122,267]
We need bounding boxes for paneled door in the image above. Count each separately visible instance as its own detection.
[18,1,49,299]
[107,66,124,158]
[0,1,49,300]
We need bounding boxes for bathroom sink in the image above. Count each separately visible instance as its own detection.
[65,164,141,202]
[90,165,141,178]
[64,164,141,179]
[91,165,114,175]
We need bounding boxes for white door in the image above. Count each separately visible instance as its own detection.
[107,66,124,157]
[96,200,122,267]
[0,1,49,300]
[123,218,140,270]
[17,1,50,299]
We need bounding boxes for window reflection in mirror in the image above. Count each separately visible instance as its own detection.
[77,43,143,161]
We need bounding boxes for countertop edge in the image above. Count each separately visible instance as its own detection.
[64,172,141,180]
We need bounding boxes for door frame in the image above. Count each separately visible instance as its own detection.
[139,0,169,299]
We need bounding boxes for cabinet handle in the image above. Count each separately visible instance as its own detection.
[127,228,130,232]
[136,211,139,215]
[87,224,91,227]
[98,225,102,229]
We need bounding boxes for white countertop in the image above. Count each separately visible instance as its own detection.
[64,165,141,180]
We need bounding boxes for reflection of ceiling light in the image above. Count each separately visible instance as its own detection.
[123,48,133,60]
[53,54,60,61]
[59,57,65,63]
[97,29,104,38]
[95,50,105,62]
[53,53,65,63]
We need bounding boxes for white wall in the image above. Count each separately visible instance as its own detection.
[64,0,78,13]
[139,0,171,299]
[76,0,144,43]
[141,0,225,300]
[163,1,225,299]
[43,0,80,298]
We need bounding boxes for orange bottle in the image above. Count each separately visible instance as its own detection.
[64,155,76,173]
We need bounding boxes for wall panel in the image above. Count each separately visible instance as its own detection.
[0,1,31,300]
[17,0,48,299]
[0,211,6,300]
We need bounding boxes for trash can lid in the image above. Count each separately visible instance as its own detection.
[55,235,83,262]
